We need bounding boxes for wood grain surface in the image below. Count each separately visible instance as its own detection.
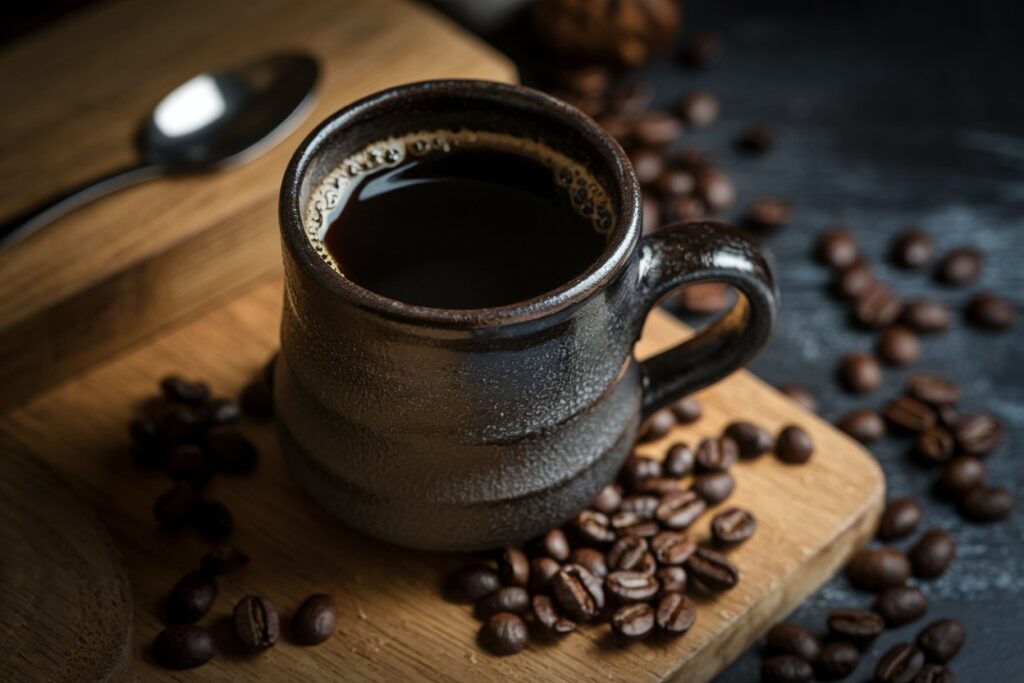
[0,0,517,414]
[0,278,884,681]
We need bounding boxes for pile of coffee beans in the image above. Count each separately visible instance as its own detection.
[445,398,815,655]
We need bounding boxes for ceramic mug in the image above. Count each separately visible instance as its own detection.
[276,80,776,551]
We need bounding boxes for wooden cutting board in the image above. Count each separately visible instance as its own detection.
[0,277,884,682]
[0,0,516,414]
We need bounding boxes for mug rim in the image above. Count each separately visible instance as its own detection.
[279,79,641,327]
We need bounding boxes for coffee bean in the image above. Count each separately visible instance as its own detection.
[194,501,233,541]
[620,494,659,519]
[540,529,570,562]
[529,557,561,594]
[607,536,649,571]
[909,529,956,579]
[498,546,530,588]
[195,398,241,428]
[551,564,605,622]
[669,195,707,222]
[130,416,164,447]
[476,586,531,619]
[611,602,656,639]
[651,531,696,565]
[679,32,722,67]
[878,498,924,540]
[654,167,696,197]
[725,421,773,459]
[779,384,818,413]
[153,624,214,670]
[960,485,1014,522]
[632,480,684,503]
[916,618,965,663]
[239,381,273,419]
[160,375,211,406]
[816,228,860,268]
[936,247,982,286]
[696,168,736,211]
[913,663,955,682]
[695,436,739,472]
[233,595,279,651]
[838,409,887,443]
[292,594,336,645]
[839,353,883,394]
[906,373,959,406]
[633,551,658,577]
[745,198,793,232]
[847,547,911,591]
[163,444,213,484]
[833,261,875,301]
[761,655,813,683]
[531,594,576,635]
[558,66,609,98]
[855,282,903,329]
[204,430,258,475]
[166,571,217,623]
[156,404,204,444]
[632,111,682,147]
[677,91,719,127]
[153,483,201,529]
[607,80,654,118]
[936,404,959,429]
[827,608,885,643]
[901,300,951,334]
[200,547,250,576]
[936,456,986,498]
[736,124,775,153]
[711,507,757,544]
[692,471,735,504]
[606,570,660,602]
[916,427,955,463]
[479,612,528,655]
[629,147,665,185]
[446,565,501,603]
[884,397,937,433]
[641,193,661,235]
[953,413,1003,455]
[623,454,663,488]
[776,425,813,464]
[815,641,860,680]
[878,326,921,366]
[656,591,696,634]
[663,442,695,477]
[655,490,706,529]
[766,622,820,661]
[592,484,623,514]
[656,565,687,594]
[892,229,934,269]
[685,546,739,592]
[573,509,616,544]
[678,283,731,314]
[873,585,929,627]
[967,291,1015,330]
[570,549,608,581]
[671,396,703,423]
[638,408,677,442]
[875,643,925,683]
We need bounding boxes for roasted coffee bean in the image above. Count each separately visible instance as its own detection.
[838,409,887,444]
[606,570,660,602]
[629,147,665,186]
[892,229,934,269]
[476,587,531,619]
[570,547,608,579]
[916,618,965,663]
[612,602,656,639]
[607,80,654,118]
[539,529,570,562]
[620,494,659,519]
[153,624,214,670]
[195,398,241,427]
[839,353,883,394]
[633,552,657,577]
[671,396,703,423]
[816,229,860,268]
[875,643,925,683]
[612,510,658,537]
[655,167,696,198]
[632,477,682,499]
[574,509,616,544]
[656,565,687,594]
[531,594,576,635]
[815,641,860,680]
[953,413,1002,455]
[967,291,1015,330]
[776,425,813,464]
[884,397,937,433]
[901,300,951,334]
[779,384,818,413]
[847,547,911,591]
[684,546,739,592]
[551,564,604,622]
[642,193,661,235]
[878,498,924,540]
[913,664,955,682]
[878,326,921,366]
[692,471,735,504]
[200,547,250,576]
[936,247,982,286]
[766,622,820,661]
[632,111,682,146]
[592,484,623,514]
[960,485,1014,522]
[638,408,677,442]
[696,168,736,211]
[292,594,336,645]
[855,282,903,329]
[695,436,739,472]
[130,417,164,447]
[711,507,757,544]
[736,123,775,153]
[936,456,986,498]
[160,375,211,406]
[936,404,959,429]
[677,90,719,127]
[761,655,813,683]
[607,536,649,571]
[651,531,696,565]
[909,529,956,579]
[153,483,201,529]
[679,32,722,67]
[678,283,731,314]
[827,608,885,642]
[623,454,664,488]
[558,66,609,97]
[906,374,959,406]
[205,430,258,475]
[233,595,279,651]
[529,557,561,594]
[663,442,695,477]
[656,591,696,634]
[725,421,773,459]
[655,490,706,529]
[834,260,875,300]
[194,501,233,541]
[156,405,203,444]
[873,585,928,627]
[916,427,955,463]
[498,546,530,588]
[669,195,706,222]
[479,612,528,655]
[446,565,501,603]
[166,572,218,623]
[163,444,213,484]
[239,381,273,419]
[745,197,793,232]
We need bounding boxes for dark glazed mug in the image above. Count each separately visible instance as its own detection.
[277,80,776,551]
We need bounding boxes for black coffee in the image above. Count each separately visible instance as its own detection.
[322,145,609,309]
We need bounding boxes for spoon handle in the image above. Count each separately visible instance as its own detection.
[0,161,164,250]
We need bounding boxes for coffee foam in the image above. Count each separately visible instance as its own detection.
[303,130,616,273]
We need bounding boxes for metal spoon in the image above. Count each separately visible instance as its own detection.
[0,52,319,249]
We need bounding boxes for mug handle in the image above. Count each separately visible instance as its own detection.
[635,220,778,419]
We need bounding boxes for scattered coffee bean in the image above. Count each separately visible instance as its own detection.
[776,425,813,464]
[779,384,818,413]
[875,642,925,683]
[855,282,903,329]
[153,624,214,670]
[684,546,739,592]
[569,547,608,579]
[291,594,336,645]
[623,454,663,489]
[155,404,203,444]
[827,608,885,643]
[163,444,213,484]
[153,483,201,530]
[632,111,682,147]
[606,570,660,602]
[901,300,951,334]
[725,421,773,459]
[663,442,695,477]
[878,497,924,540]
[966,291,1015,330]
[761,655,813,683]
[446,565,501,603]
[692,471,735,504]
[611,603,656,639]
[936,247,982,286]
[817,229,860,268]
[655,167,696,197]
[498,546,530,588]
[671,396,703,423]
[558,66,609,98]
[834,261,875,300]
[838,409,887,443]
[650,531,696,566]
[679,32,722,67]
[960,485,1014,522]
[916,427,955,463]
[629,147,665,185]
[913,663,955,682]
[847,547,911,591]
[916,618,965,663]
[607,80,654,118]
[736,124,775,153]
[696,168,736,211]
[607,536,649,571]
[936,456,986,498]
[620,494,659,518]
[194,500,233,541]
[884,397,937,433]
[711,507,757,544]
[551,564,605,622]
[591,484,623,514]
[656,489,707,529]
[233,595,279,651]
[656,591,696,634]
[892,229,934,269]
[540,529,570,562]
[766,622,820,661]
[839,352,883,394]
[656,565,687,594]
[532,594,576,635]
[480,612,528,655]
[953,412,1002,455]
[695,436,739,472]
[909,529,956,579]
[200,547,250,576]
[205,430,258,474]
[677,90,719,127]
[905,373,959,406]
[669,195,706,222]
[638,408,677,442]
[239,381,273,419]
[873,585,929,627]
[195,398,241,427]
[529,557,562,594]
[166,571,218,624]
[160,375,211,406]
[815,641,860,680]
[878,326,921,366]
[574,509,616,544]
[678,283,731,314]
[935,404,959,429]
[476,587,531,619]
[745,198,793,232]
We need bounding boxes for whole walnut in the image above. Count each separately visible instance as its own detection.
[532,0,682,67]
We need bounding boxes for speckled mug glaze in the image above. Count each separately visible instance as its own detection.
[276,80,777,551]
